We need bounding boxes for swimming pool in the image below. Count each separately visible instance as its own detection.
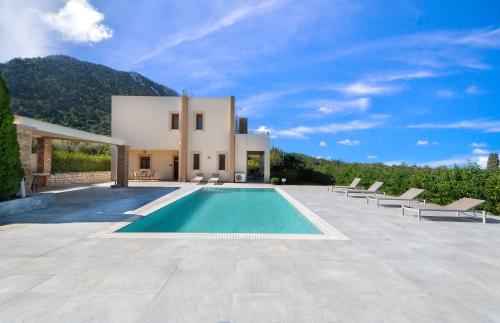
[117,188,321,234]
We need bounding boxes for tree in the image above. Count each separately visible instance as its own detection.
[0,75,24,201]
[487,153,499,170]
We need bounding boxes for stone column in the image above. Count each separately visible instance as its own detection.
[16,126,33,187]
[116,145,129,187]
[179,96,189,182]
[37,137,52,187]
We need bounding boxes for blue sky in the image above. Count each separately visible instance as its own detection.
[1,0,499,167]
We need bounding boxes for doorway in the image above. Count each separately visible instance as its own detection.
[247,151,264,182]
[173,156,179,181]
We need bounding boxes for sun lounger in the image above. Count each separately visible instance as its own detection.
[328,177,361,191]
[339,181,383,197]
[191,173,204,184]
[208,173,220,184]
[367,188,425,207]
[402,198,486,223]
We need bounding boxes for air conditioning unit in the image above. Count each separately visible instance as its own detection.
[235,172,246,183]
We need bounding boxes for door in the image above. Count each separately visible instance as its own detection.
[173,156,179,181]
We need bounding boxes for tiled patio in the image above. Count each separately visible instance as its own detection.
[0,183,499,322]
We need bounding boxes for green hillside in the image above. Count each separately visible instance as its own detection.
[0,55,178,135]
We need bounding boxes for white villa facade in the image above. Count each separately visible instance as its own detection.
[111,96,270,182]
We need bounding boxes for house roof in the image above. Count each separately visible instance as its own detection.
[14,115,126,145]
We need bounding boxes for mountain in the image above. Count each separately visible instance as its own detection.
[0,55,178,135]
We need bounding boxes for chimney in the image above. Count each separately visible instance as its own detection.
[238,118,248,134]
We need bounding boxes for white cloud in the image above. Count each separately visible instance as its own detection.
[0,0,55,61]
[239,89,299,116]
[330,82,399,96]
[42,0,112,43]
[417,140,429,145]
[369,114,391,120]
[254,125,271,134]
[372,70,438,82]
[466,85,480,94]
[436,89,455,98]
[477,156,489,169]
[384,160,404,166]
[472,148,489,155]
[417,155,489,168]
[471,142,487,147]
[276,120,381,139]
[432,141,439,145]
[315,98,370,114]
[132,0,286,64]
[319,141,327,147]
[337,139,360,146]
[367,155,378,159]
[408,120,500,133]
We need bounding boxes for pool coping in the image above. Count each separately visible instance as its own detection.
[88,186,349,240]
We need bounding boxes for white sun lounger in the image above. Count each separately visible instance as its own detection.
[402,198,486,223]
[339,181,384,198]
[328,177,361,191]
[208,173,220,184]
[190,173,204,184]
[366,188,425,207]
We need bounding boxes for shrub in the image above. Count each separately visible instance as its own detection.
[270,177,281,185]
[270,148,500,215]
[0,75,24,201]
[52,150,111,173]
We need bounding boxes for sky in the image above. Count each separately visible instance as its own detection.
[1,0,499,167]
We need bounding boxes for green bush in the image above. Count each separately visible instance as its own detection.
[270,177,281,185]
[52,150,111,173]
[0,75,24,201]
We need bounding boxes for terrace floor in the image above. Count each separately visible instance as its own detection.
[0,182,499,322]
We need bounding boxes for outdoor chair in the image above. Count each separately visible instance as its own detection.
[208,173,220,184]
[191,173,204,184]
[366,188,425,207]
[328,177,361,191]
[338,181,384,198]
[402,198,486,223]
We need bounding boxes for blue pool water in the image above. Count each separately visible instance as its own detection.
[117,188,320,234]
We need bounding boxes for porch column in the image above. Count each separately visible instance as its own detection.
[116,145,129,187]
[16,126,33,186]
[179,96,188,182]
[37,137,52,187]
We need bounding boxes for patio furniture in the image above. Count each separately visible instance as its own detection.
[328,177,361,191]
[191,173,204,184]
[208,173,220,184]
[366,188,425,207]
[30,172,50,192]
[339,181,384,198]
[402,198,486,223]
[147,169,155,181]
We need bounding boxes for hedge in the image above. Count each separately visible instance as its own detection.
[271,148,500,215]
[52,150,111,173]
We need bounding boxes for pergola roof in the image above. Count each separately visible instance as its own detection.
[14,115,125,145]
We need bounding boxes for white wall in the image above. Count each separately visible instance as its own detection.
[235,133,271,182]
[128,149,178,180]
[187,98,232,181]
[112,96,181,150]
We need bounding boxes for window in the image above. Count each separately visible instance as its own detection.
[218,154,226,171]
[192,153,200,170]
[139,156,151,169]
[171,113,179,130]
[195,113,204,130]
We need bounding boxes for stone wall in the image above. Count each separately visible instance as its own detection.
[0,194,55,216]
[49,171,111,185]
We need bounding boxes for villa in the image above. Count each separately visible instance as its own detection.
[111,95,270,183]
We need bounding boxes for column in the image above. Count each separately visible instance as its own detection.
[228,96,236,182]
[179,96,188,182]
[37,137,52,186]
[116,145,129,187]
[16,126,33,186]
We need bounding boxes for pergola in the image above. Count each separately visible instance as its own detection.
[14,115,129,190]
